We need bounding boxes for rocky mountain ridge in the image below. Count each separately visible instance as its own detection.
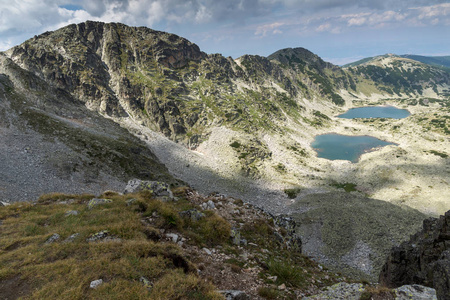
[7,21,449,147]
[1,21,449,285]
[343,54,450,96]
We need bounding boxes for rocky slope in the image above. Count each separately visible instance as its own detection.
[380,210,450,300]
[0,180,343,299]
[0,52,177,203]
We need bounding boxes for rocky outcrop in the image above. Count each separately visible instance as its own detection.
[379,210,450,300]
[123,179,174,201]
[394,284,437,300]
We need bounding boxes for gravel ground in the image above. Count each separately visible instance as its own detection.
[0,126,126,203]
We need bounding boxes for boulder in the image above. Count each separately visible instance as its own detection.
[179,209,205,221]
[87,198,112,210]
[123,179,174,201]
[45,233,60,244]
[165,233,179,243]
[379,210,450,300]
[230,228,241,246]
[139,276,152,289]
[393,284,437,300]
[90,279,103,289]
[65,210,79,216]
[63,233,79,243]
[219,290,250,300]
[433,255,450,300]
[86,230,118,242]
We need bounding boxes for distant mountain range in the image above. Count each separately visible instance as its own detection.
[344,54,450,69]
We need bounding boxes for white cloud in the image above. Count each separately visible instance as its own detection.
[412,3,450,20]
[255,22,285,36]
[347,16,367,26]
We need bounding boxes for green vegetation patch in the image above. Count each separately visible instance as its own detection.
[331,182,358,193]
[229,141,242,148]
[284,188,303,199]
[428,150,448,158]
[266,257,309,288]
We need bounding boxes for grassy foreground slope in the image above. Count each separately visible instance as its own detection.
[0,187,344,299]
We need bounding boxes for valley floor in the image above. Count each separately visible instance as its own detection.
[117,96,449,280]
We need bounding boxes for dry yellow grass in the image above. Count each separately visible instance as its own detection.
[0,191,223,299]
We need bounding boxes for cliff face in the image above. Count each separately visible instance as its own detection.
[379,210,450,300]
[7,22,206,140]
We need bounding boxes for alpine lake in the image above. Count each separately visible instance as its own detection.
[312,106,410,162]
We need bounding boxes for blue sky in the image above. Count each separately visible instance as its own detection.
[0,0,449,65]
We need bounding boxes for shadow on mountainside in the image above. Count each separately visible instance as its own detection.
[0,71,177,203]
[289,192,427,281]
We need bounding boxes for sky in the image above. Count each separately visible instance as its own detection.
[0,0,449,65]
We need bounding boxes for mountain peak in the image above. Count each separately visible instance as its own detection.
[267,47,336,70]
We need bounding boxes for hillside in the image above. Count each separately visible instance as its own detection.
[344,54,450,96]
[1,21,449,286]
[0,182,342,299]
[400,54,450,69]
[344,54,450,69]
[0,53,177,203]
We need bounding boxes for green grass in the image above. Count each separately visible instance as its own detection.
[257,286,280,299]
[0,191,223,299]
[266,257,309,288]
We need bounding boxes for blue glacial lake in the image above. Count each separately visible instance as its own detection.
[311,134,396,163]
[337,106,410,119]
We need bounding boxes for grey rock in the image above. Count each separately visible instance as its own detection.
[207,200,215,209]
[303,282,364,300]
[203,248,212,255]
[87,198,112,210]
[139,276,152,289]
[394,284,437,300]
[123,179,174,201]
[380,210,450,297]
[230,228,241,246]
[179,209,205,221]
[63,233,79,243]
[90,279,103,289]
[433,259,450,300]
[65,210,79,216]
[275,215,302,252]
[219,290,250,300]
[166,233,179,243]
[0,201,10,206]
[45,233,60,244]
[86,230,109,242]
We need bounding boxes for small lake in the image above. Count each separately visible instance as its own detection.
[337,106,410,119]
[311,134,396,163]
